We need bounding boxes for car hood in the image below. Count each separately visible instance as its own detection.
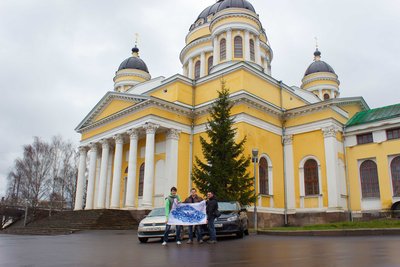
[219,211,238,218]
[139,216,166,224]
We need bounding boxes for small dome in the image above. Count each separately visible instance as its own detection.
[196,0,256,23]
[118,47,149,73]
[304,49,335,76]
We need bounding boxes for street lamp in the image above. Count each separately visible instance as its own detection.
[251,148,259,233]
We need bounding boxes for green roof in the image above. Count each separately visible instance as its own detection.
[346,103,400,127]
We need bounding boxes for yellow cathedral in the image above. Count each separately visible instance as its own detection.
[74,0,400,226]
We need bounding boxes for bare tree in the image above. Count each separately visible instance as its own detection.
[6,136,78,212]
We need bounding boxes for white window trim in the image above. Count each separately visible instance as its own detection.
[357,158,381,210]
[388,154,400,199]
[299,155,323,209]
[258,154,273,208]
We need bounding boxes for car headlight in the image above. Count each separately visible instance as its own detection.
[227,216,239,222]
[139,222,144,227]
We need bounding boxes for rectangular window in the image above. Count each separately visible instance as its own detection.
[357,133,373,145]
[387,128,400,140]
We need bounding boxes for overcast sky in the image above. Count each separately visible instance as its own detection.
[1,0,400,197]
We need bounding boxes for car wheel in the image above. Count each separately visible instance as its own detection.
[236,229,244,238]
[138,237,148,243]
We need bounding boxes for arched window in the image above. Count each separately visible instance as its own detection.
[208,56,213,74]
[138,163,145,197]
[304,159,319,195]
[125,167,128,174]
[324,93,330,100]
[250,39,255,61]
[259,157,269,195]
[220,39,226,61]
[194,60,201,79]
[391,156,400,197]
[234,36,243,58]
[360,160,380,198]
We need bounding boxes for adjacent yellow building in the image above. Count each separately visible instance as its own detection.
[74,0,400,226]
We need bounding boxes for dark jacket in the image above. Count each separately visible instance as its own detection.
[206,196,218,219]
[184,195,203,203]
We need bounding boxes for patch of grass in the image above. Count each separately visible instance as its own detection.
[265,219,400,231]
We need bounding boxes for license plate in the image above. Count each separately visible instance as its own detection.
[144,227,162,232]
[215,224,223,228]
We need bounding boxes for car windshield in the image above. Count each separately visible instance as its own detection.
[218,202,239,211]
[147,208,165,217]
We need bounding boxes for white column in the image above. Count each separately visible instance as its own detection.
[319,90,323,100]
[183,64,188,77]
[96,139,110,209]
[200,52,206,78]
[226,29,232,61]
[323,126,340,209]
[165,129,181,196]
[85,143,98,210]
[125,129,139,208]
[283,135,295,210]
[110,134,124,209]
[74,147,88,210]
[142,123,159,207]
[106,149,114,208]
[244,31,250,61]
[213,36,219,65]
[255,36,261,65]
[188,58,194,79]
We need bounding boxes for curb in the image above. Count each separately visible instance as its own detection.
[257,228,400,236]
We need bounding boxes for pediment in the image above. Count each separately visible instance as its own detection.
[75,91,149,131]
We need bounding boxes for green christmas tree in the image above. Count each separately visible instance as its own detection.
[192,81,255,206]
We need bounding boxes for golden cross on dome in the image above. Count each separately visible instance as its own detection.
[314,36,319,50]
[135,33,139,47]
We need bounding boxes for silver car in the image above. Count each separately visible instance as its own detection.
[137,207,177,243]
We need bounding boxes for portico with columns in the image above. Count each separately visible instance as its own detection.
[74,121,184,211]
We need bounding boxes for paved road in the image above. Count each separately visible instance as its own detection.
[1,230,400,267]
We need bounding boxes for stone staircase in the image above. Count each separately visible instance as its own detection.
[2,209,140,235]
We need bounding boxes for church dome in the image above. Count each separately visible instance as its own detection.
[196,0,256,22]
[118,47,149,73]
[304,49,335,76]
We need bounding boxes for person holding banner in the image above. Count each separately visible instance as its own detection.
[184,188,204,244]
[206,191,219,244]
[162,187,182,246]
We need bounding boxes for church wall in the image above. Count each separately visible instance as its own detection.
[339,103,363,119]
[150,81,193,106]
[238,122,285,209]
[186,26,211,44]
[303,80,338,90]
[177,133,191,197]
[346,139,400,212]
[114,75,147,84]
[292,130,328,208]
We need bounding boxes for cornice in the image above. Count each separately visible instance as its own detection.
[301,75,340,87]
[180,36,213,63]
[77,96,192,133]
[113,71,151,82]
[284,97,369,119]
[210,12,261,32]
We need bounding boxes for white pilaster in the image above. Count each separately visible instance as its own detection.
[213,36,219,65]
[323,126,341,209]
[226,29,232,61]
[200,52,206,78]
[244,31,250,61]
[188,58,194,79]
[85,143,98,210]
[97,139,110,209]
[255,36,261,65]
[125,129,139,208]
[165,129,181,197]
[74,147,88,210]
[283,135,295,210]
[142,123,159,207]
[110,134,124,209]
